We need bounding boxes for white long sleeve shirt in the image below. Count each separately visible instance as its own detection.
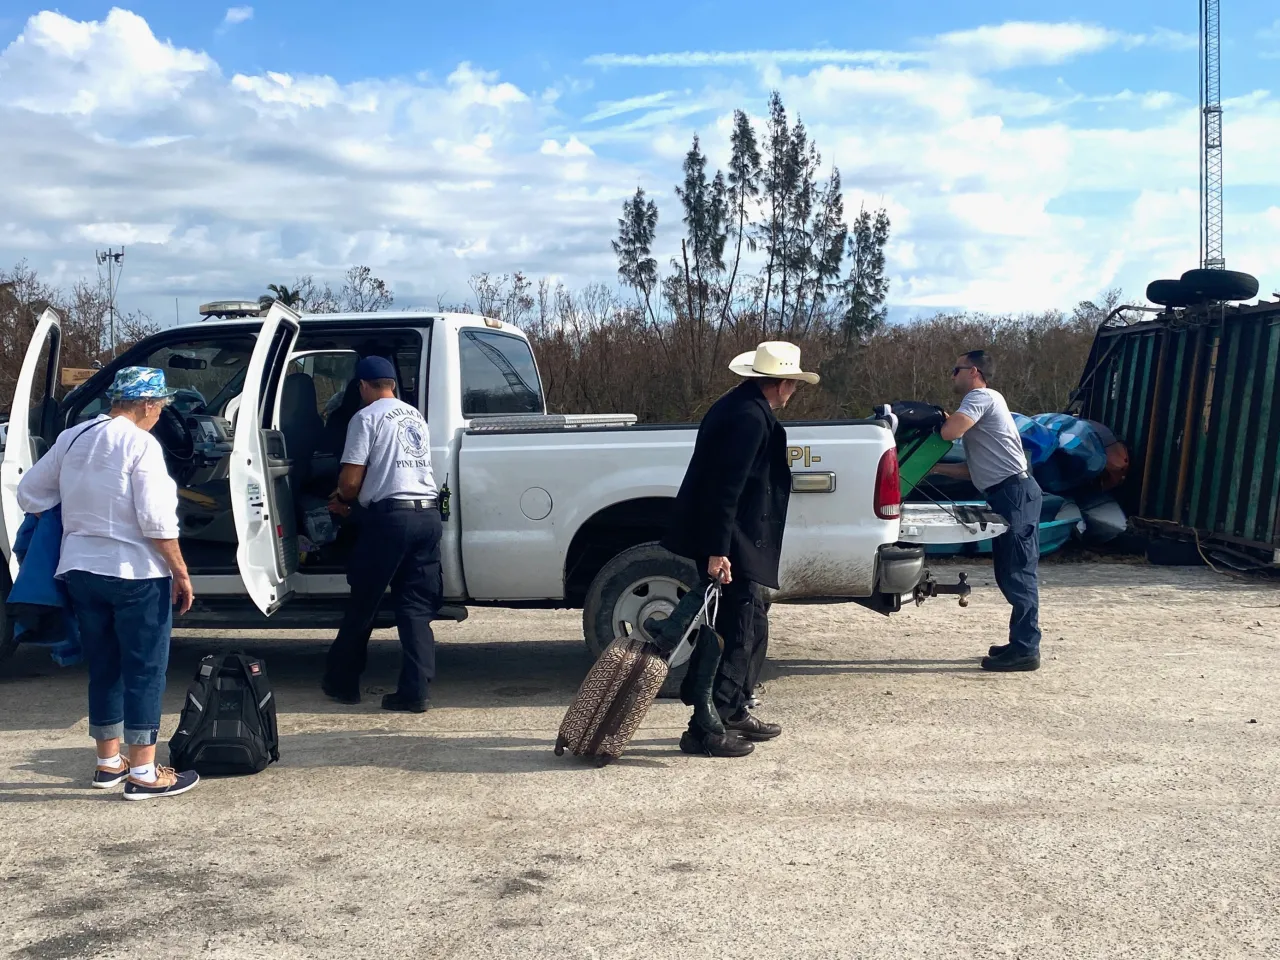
[16,415,180,580]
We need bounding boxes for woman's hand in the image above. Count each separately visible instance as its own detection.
[172,572,194,616]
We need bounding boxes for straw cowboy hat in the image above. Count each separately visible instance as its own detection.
[728,341,820,385]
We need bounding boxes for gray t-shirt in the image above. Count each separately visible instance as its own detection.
[956,388,1028,492]
[341,397,438,507]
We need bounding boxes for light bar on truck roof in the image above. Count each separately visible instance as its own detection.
[198,300,265,320]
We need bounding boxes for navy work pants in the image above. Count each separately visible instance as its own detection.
[324,504,443,702]
[983,474,1043,656]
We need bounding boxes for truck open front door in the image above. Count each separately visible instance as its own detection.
[230,302,303,616]
[1,308,62,580]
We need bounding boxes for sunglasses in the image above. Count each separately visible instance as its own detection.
[951,365,977,376]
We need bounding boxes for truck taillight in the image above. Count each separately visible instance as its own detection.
[874,448,901,520]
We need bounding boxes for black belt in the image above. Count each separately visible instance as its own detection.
[368,497,438,513]
[984,470,1031,494]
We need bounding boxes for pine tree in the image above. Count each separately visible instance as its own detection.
[611,187,659,322]
[758,91,790,334]
[674,135,728,333]
[798,167,848,337]
[842,205,892,343]
[777,118,819,335]
[722,109,761,327]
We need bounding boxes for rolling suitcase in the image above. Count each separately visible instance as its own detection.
[555,582,720,765]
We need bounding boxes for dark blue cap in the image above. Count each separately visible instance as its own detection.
[354,355,396,381]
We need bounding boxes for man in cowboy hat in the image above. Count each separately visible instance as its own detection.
[657,341,818,758]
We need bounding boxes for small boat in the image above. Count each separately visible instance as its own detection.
[924,496,1085,558]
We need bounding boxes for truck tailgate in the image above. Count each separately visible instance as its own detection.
[898,502,1007,545]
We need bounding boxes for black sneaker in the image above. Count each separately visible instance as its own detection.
[122,766,200,801]
[91,759,130,789]
[987,642,1011,658]
[980,651,1041,672]
[381,693,429,713]
[679,730,755,758]
[322,679,361,705]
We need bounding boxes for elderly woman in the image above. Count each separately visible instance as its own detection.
[18,366,199,800]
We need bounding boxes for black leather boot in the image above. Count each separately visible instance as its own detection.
[642,587,707,656]
[680,624,726,737]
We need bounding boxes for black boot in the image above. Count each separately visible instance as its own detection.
[680,624,726,737]
[642,587,708,656]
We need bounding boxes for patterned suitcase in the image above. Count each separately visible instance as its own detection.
[554,636,668,766]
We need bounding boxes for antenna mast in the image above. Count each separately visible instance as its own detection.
[1199,0,1224,270]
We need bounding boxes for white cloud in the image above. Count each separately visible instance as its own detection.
[586,49,914,69]
[0,9,214,115]
[231,71,345,109]
[931,21,1118,69]
[223,6,254,27]
[589,23,1197,75]
[540,136,594,157]
[0,8,1275,321]
[583,91,676,123]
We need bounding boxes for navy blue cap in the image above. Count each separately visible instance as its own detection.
[354,355,397,381]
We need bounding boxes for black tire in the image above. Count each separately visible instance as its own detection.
[581,541,698,698]
[1146,279,1195,308]
[1179,269,1260,303]
[0,568,15,665]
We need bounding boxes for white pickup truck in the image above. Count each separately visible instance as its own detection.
[0,303,994,664]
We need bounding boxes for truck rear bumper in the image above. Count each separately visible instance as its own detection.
[876,541,926,596]
[861,542,971,615]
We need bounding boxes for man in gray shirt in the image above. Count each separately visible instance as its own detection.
[321,355,443,711]
[932,350,1043,671]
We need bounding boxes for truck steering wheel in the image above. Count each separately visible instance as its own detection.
[154,403,196,462]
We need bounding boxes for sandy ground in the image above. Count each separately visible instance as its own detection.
[0,560,1277,960]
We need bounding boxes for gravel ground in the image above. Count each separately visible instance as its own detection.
[1,561,1277,960]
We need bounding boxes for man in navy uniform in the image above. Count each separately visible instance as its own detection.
[321,356,443,711]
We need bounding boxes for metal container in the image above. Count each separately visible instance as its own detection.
[1069,299,1280,559]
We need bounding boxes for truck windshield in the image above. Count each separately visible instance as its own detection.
[459,329,544,416]
[71,338,257,423]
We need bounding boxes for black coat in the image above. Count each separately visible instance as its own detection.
[662,380,792,589]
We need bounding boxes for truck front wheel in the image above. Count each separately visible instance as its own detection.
[581,542,699,658]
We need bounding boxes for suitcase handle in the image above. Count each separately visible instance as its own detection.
[665,581,721,669]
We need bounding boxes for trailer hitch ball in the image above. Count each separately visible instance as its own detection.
[914,571,972,607]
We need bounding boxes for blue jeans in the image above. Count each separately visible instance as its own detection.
[64,571,173,745]
[984,475,1043,656]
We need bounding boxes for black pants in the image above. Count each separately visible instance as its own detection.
[324,505,443,701]
[708,576,769,724]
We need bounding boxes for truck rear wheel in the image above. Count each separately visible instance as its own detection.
[582,542,699,698]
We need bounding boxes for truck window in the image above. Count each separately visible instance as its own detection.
[458,329,543,416]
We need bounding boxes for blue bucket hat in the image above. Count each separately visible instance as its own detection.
[105,366,177,401]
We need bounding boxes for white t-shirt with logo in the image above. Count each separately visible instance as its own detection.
[341,398,438,507]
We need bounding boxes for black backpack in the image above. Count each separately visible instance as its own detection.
[889,400,947,432]
[168,653,280,775]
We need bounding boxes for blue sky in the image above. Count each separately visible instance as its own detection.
[0,2,1277,322]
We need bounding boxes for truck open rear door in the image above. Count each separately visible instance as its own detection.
[230,302,303,615]
[1,308,61,580]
